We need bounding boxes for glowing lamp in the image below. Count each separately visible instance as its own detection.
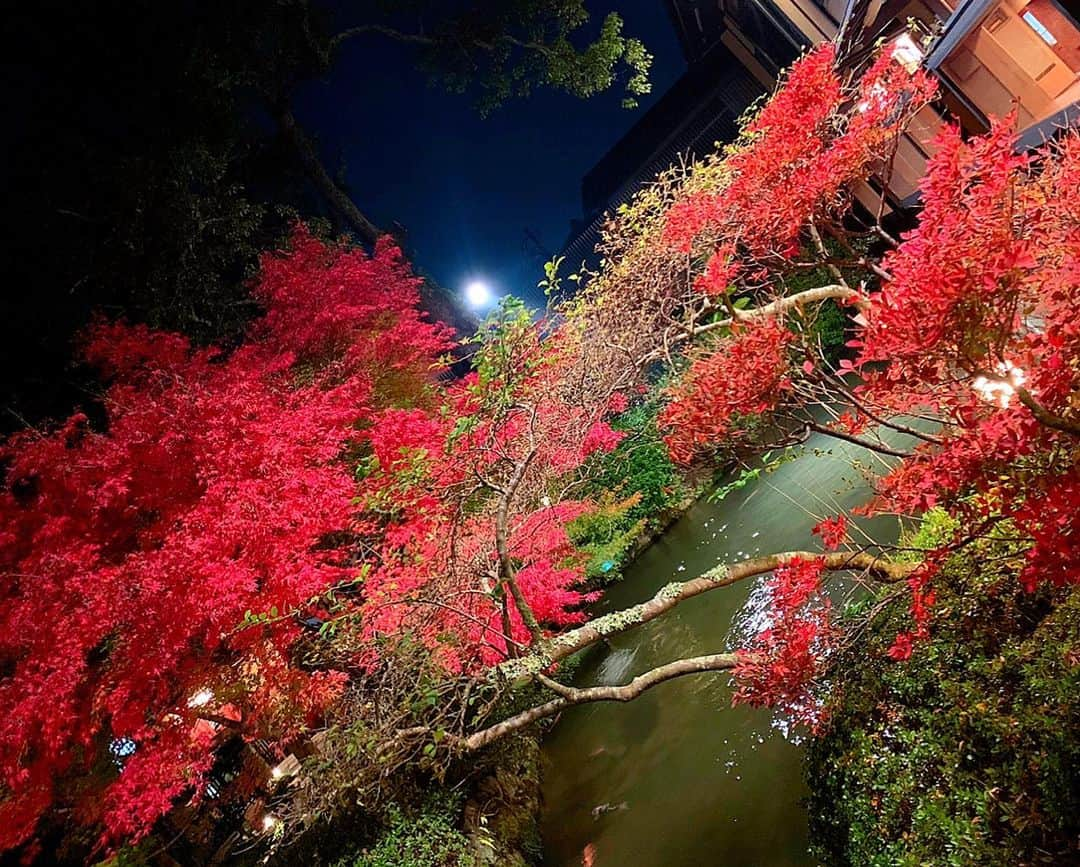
[465,280,492,308]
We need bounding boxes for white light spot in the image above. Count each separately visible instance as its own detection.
[891,33,924,72]
[187,688,214,709]
[973,361,1026,408]
[465,280,492,308]
[856,82,889,114]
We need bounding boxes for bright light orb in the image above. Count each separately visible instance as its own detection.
[465,280,492,308]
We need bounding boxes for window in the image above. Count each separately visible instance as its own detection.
[1020,0,1080,72]
[1023,9,1059,44]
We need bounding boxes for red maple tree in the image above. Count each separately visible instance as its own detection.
[0,227,453,851]
[652,45,1080,711]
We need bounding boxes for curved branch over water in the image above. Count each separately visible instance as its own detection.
[462,653,741,750]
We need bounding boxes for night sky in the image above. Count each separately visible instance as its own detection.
[294,1,685,308]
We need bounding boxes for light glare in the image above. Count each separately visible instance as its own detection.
[892,33,924,72]
[973,361,1026,408]
[187,688,214,709]
[465,280,492,308]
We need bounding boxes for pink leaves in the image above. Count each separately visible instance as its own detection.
[662,44,933,269]
[367,408,447,472]
[0,226,450,850]
[580,420,626,458]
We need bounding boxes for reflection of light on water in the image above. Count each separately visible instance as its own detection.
[727,576,830,744]
[595,646,638,686]
[728,577,774,650]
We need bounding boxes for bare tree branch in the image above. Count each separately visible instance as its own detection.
[1017,387,1080,436]
[462,653,741,750]
[331,24,437,51]
[803,420,913,459]
[495,448,543,644]
[693,284,864,339]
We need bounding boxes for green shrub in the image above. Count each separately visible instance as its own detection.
[566,495,645,582]
[562,400,688,585]
[333,792,479,867]
[587,401,685,529]
[808,527,1080,866]
[808,298,848,367]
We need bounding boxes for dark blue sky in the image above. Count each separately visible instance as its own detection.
[294,1,685,307]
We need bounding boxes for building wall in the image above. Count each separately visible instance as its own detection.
[938,0,1080,128]
[564,0,1079,262]
[563,38,770,265]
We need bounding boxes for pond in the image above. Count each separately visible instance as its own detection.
[540,432,905,866]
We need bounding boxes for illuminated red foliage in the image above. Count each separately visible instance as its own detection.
[661,318,795,464]
[886,632,914,661]
[580,420,626,457]
[0,226,451,851]
[811,515,848,551]
[663,45,936,259]
[655,45,1080,704]
[354,364,620,668]
[694,243,740,295]
[3,37,1079,851]
[845,121,1080,651]
[734,557,831,724]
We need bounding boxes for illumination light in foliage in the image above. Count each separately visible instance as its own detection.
[891,33,924,72]
[186,688,214,709]
[973,362,1026,408]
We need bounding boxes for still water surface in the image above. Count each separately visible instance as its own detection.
[541,433,904,866]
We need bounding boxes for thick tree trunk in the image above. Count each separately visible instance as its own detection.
[276,105,383,247]
[495,550,913,680]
